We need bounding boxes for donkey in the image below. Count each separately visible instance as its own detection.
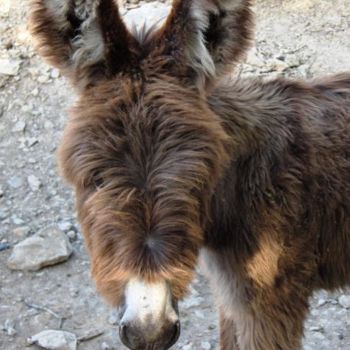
[30,0,350,349]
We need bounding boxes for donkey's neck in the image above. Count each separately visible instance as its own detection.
[208,77,300,158]
[205,76,308,254]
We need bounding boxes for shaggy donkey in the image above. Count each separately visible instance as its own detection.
[30,0,350,349]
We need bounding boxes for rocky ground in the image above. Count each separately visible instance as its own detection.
[0,0,350,349]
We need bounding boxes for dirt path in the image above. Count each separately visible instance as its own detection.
[0,1,349,349]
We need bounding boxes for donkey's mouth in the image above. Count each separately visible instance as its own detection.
[119,319,180,350]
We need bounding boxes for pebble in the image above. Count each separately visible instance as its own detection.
[28,330,77,350]
[3,319,16,336]
[27,175,42,191]
[58,221,73,232]
[316,298,327,307]
[0,242,11,252]
[13,226,31,239]
[12,215,25,225]
[0,58,21,76]
[108,314,119,325]
[201,341,211,350]
[26,137,39,147]
[31,87,39,96]
[181,296,204,309]
[7,225,73,271]
[7,176,23,189]
[0,209,8,220]
[12,120,26,132]
[338,295,350,309]
[77,328,104,342]
[38,75,50,83]
[51,68,60,79]
[310,326,324,332]
[101,342,110,350]
[66,230,77,241]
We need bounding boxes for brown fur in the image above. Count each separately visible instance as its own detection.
[30,1,350,349]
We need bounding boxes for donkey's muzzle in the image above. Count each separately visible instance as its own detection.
[119,319,180,349]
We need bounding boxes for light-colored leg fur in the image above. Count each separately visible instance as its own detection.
[220,311,239,350]
[200,249,310,350]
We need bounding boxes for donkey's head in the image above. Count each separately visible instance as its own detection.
[30,0,253,348]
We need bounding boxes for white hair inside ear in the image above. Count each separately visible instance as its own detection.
[188,0,248,79]
[71,0,105,69]
[189,0,218,79]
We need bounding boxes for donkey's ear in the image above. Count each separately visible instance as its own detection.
[156,0,254,85]
[30,0,137,89]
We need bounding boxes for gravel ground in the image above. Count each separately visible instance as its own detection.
[0,1,349,349]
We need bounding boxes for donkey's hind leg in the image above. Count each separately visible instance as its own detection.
[220,311,239,350]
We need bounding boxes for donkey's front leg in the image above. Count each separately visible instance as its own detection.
[220,310,240,350]
[234,289,310,350]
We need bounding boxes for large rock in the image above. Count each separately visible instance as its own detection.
[7,226,72,271]
[28,330,77,350]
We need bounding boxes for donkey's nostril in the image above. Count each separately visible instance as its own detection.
[119,322,134,349]
[166,320,181,348]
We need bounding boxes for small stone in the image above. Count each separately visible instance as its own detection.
[58,221,72,232]
[183,344,193,350]
[310,326,324,332]
[66,230,76,241]
[0,209,8,220]
[285,55,302,68]
[338,295,350,309]
[246,48,265,68]
[12,120,26,132]
[101,342,109,350]
[28,330,77,350]
[38,75,50,83]
[0,242,11,252]
[77,328,104,342]
[316,298,327,307]
[69,288,79,297]
[269,58,289,72]
[26,137,39,147]
[27,175,41,191]
[7,225,73,271]
[12,215,25,225]
[13,226,31,239]
[108,314,119,325]
[181,296,204,309]
[51,68,60,79]
[0,58,21,76]
[8,176,23,188]
[31,88,39,96]
[3,319,16,336]
[201,341,211,350]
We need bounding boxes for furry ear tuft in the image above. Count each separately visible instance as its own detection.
[30,0,136,89]
[157,0,254,85]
